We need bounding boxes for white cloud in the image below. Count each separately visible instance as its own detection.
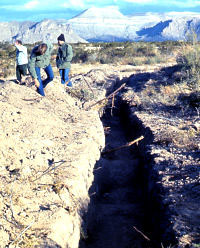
[61,0,85,8]
[24,0,39,9]
[123,0,156,3]
[123,0,200,7]
[170,0,200,7]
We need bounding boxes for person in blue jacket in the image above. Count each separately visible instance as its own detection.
[56,34,73,86]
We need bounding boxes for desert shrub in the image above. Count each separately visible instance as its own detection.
[72,47,87,63]
[87,53,98,64]
[136,44,157,57]
[157,40,181,55]
[79,51,89,63]
[176,36,200,91]
[2,69,12,78]
[145,55,165,65]
[178,92,200,108]
[0,50,7,57]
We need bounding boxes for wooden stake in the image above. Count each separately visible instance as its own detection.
[133,226,151,241]
[82,75,95,95]
[86,83,126,110]
[102,136,144,155]
[111,93,115,116]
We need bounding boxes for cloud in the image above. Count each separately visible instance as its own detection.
[0,0,200,22]
[123,0,155,3]
[0,0,39,11]
[24,0,39,9]
[122,0,200,8]
[61,0,85,9]
[170,0,200,7]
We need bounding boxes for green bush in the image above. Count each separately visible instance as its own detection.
[177,42,200,91]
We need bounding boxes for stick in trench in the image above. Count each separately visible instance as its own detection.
[102,136,144,155]
[86,83,126,110]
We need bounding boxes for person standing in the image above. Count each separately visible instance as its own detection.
[15,40,28,84]
[56,34,73,86]
[28,42,54,96]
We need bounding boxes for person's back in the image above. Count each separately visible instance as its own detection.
[29,43,53,74]
[15,41,28,66]
[15,40,28,83]
[28,42,54,96]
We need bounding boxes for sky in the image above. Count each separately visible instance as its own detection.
[0,0,200,22]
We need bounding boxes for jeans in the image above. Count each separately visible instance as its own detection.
[35,64,54,96]
[59,68,72,86]
[16,64,27,82]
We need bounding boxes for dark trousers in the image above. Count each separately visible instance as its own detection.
[59,68,72,86]
[35,64,54,96]
[16,64,27,82]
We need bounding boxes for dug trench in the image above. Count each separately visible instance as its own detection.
[79,90,177,248]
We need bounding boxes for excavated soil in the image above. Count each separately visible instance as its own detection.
[79,108,148,248]
[0,62,199,248]
[79,63,199,248]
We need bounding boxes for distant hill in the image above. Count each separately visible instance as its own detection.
[0,7,200,43]
[0,19,86,43]
[68,7,200,42]
[136,17,200,41]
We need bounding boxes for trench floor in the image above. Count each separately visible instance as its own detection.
[80,111,149,248]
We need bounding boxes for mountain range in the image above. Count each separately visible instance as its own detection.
[0,6,200,43]
[0,19,86,44]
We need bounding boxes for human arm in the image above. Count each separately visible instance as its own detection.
[28,54,37,79]
[33,78,40,88]
[28,55,40,87]
[63,44,73,62]
[46,42,53,54]
[15,43,26,52]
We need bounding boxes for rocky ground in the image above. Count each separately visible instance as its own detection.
[0,62,199,248]
[120,64,200,247]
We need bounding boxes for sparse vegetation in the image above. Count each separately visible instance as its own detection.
[0,39,199,151]
[0,40,181,78]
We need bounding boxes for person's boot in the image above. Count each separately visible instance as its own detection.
[67,81,72,87]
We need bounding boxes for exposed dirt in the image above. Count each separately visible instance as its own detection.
[120,64,200,248]
[0,74,107,248]
[79,108,148,248]
[0,62,199,248]
[78,62,199,248]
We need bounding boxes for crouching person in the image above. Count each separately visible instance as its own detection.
[28,43,54,96]
[56,34,73,86]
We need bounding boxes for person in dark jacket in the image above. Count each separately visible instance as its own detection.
[56,34,73,86]
[28,42,54,96]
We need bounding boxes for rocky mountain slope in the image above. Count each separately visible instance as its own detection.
[0,19,86,43]
[68,7,200,42]
[0,7,200,43]
[137,17,200,41]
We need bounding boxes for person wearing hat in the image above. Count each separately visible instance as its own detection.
[56,34,73,86]
[28,42,54,96]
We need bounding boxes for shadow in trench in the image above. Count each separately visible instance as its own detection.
[119,101,178,248]
[79,97,178,248]
[79,106,153,248]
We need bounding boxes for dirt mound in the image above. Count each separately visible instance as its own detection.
[0,80,105,247]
